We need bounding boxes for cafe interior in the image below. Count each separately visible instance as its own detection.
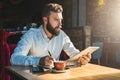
[0,0,120,80]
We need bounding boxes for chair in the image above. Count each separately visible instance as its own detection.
[0,30,11,80]
[59,50,69,60]
[91,42,103,65]
[0,30,22,80]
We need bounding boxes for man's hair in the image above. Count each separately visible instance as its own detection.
[42,3,63,17]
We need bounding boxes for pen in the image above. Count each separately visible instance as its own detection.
[48,51,52,56]
[48,51,56,61]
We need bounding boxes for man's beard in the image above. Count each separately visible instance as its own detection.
[46,21,61,36]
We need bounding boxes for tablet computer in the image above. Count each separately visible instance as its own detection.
[66,46,100,61]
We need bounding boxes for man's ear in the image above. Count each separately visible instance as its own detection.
[43,17,48,24]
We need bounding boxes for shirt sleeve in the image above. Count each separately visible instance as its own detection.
[10,29,40,66]
[63,32,80,58]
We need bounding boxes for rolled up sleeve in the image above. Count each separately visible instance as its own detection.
[10,29,40,66]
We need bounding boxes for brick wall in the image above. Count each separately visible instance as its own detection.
[86,0,120,42]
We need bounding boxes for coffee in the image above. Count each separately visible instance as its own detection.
[54,61,66,70]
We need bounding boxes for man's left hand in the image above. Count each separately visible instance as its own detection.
[78,53,91,65]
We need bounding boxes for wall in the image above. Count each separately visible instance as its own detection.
[86,0,120,42]
[0,0,86,29]
[63,0,86,28]
[0,0,62,29]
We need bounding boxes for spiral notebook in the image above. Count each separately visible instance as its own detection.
[66,46,100,61]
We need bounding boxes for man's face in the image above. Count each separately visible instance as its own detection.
[46,11,63,36]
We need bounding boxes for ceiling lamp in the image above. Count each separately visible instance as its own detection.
[98,0,105,6]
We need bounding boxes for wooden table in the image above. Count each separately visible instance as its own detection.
[5,63,120,80]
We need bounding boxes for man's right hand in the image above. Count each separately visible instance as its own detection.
[39,56,54,66]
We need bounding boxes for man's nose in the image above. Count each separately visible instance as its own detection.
[59,25,62,28]
[58,20,62,26]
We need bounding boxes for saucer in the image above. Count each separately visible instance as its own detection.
[38,65,54,69]
[51,67,70,73]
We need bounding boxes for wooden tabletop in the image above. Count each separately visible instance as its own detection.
[5,63,120,80]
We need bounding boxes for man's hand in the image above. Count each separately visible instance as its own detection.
[78,53,91,65]
[39,56,54,66]
[44,56,55,66]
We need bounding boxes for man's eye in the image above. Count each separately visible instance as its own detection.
[55,19,62,22]
[55,19,59,21]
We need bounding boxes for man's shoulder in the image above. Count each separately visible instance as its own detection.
[29,28,39,32]
[58,30,69,39]
[60,29,65,34]
[23,28,39,36]
[60,30,67,36]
